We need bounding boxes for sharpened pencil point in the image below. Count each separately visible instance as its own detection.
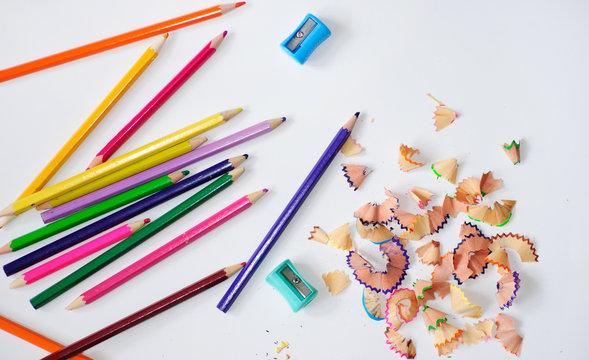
[263,189,268,193]
[86,155,104,170]
[163,33,169,39]
[228,155,248,168]
[222,30,228,38]
[241,262,246,266]
[10,276,26,289]
[219,108,242,122]
[236,2,246,7]
[144,218,151,224]
[343,113,359,131]
[228,167,245,181]
[169,171,188,184]
[247,189,268,204]
[225,263,245,277]
[0,242,11,255]
[66,296,85,310]
[182,170,189,175]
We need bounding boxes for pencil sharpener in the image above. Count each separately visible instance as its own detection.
[280,13,331,64]
[266,259,317,312]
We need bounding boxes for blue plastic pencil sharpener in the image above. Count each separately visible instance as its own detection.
[266,259,317,312]
[280,13,331,64]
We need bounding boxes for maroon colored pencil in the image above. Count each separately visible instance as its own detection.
[41,262,244,360]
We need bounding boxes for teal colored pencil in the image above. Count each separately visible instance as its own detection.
[0,171,188,255]
[30,168,243,309]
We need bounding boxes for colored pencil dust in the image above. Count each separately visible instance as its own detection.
[40,263,244,360]
[0,3,246,82]
[69,189,266,309]
[30,168,244,309]
[10,220,148,289]
[0,172,186,255]
[0,108,241,218]
[88,31,228,168]
[217,112,358,312]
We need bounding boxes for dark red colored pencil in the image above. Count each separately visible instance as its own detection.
[41,263,245,360]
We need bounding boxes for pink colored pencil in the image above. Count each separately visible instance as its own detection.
[66,190,267,309]
[10,219,149,289]
[87,31,228,169]
[42,118,285,223]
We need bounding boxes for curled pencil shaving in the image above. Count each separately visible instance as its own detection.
[341,164,371,191]
[455,172,502,205]
[427,93,458,131]
[409,187,433,209]
[495,313,523,356]
[503,140,521,165]
[341,137,363,156]
[308,226,329,244]
[399,206,448,241]
[496,271,520,310]
[489,233,538,262]
[398,144,424,172]
[385,288,419,331]
[327,223,353,250]
[433,321,463,347]
[416,240,442,266]
[431,252,454,298]
[467,200,516,227]
[385,328,416,359]
[322,270,351,296]
[453,229,491,284]
[363,288,385,320]
[347,240,409,294]
[449,284,482,318]
[485,247,511,274]
[432,158,458,184]
[423,306,447,331]
[462,319,494,346]
[356,219,394,244]
[413,280,435,307]
[442,195,468,218]
[355,189,399,225]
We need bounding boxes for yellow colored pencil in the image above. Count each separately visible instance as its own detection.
[20,35,168,200]
[0,108,242,217]
[38,137,207,210]
[0,36,168,230]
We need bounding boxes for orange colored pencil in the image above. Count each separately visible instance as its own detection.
[0,315,92,360]
[0,2,246,82]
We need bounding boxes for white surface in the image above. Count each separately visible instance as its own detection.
[0,1,587,359]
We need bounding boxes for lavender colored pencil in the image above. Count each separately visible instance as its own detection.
[217,112,359,312]
[41,118,285,223]
[3,158,246,276]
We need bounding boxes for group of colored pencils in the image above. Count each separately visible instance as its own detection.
[0,2,360,359]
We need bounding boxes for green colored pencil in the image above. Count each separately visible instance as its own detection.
[0,171,189,255]
[30,168,243,309]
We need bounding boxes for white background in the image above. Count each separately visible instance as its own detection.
[0,0,587,359]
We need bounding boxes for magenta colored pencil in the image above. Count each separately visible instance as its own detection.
[42,118,285,223]
[67,190,267,309]
[86,31,228,169]
[10,220,149,289]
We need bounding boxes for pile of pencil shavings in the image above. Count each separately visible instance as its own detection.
[309,99,536,358]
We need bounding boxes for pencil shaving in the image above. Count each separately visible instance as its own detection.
[449,284,482,318]
[385,328,416,359]
[341,164,371,190]
[427,93,458,131]
[496,271,520,310]
[409,187,433,209]
[416,240,442,265]
[398,144,424,172]
[503,140,521,164]
[322,270,351,295]
[385,288,419,331]
[431,158,458,184]
[340,137,362,156]
[495,313,523,356]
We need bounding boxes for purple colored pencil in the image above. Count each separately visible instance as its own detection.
[3,159,241,276]
[216,112,359,312]
[42,118,285,223]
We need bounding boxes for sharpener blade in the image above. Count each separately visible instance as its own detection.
[285,18,317,51]
[281,266,311,298]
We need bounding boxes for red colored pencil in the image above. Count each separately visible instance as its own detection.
[40,263,244,360]
[87,30,229,169]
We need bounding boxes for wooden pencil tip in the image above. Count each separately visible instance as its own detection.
[169,171,188,184]
[0,215,15,228]
[228,167,245,181]
[267,117,286,129]
[36,202,51,210]
[150,34,169,53]
[0,242,12,255]
[247,189,268,204]
[342,113,359,131]
[129,219,149,232]
[228,155,248,167]
[66,296,86,310]
[219,108,242,122]
[9,276,26,289]
[225,263,245,277]
[210,31,228,49]
[86,155,104,170]
[189,137,208,149]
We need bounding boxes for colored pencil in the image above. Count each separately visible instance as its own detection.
[40,263,244,360]
[3,163,245,277]
[41,155,246,223]
[0,108,241,218]
[10,220,149,289]
[0,172,187,255]
[69,189,266,309]
[88,31,228,169]
[0,36,167,231]
[29,168,244,309]
[38,137,206,210]
[217,112,359,312]
[0,314,92,360]
[0,3,246,82]
[40,117,284,222]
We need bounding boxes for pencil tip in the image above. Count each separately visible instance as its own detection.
[243,154,249,159]
[86,155,104,170]
[66,297,85,310]
[163,33,169,39]
[223,30,228,38]
[247,189,268,203]
[228,167,245,181]
[241,262,246,266]
[10,276,26,289]
[343,113,359,131]
[354,112,360,117]
[236,2,246,8]
[262,188,268,193]
[0,242,12,255]
[182,170,189,175]
[144,218,151,224]
[282,117,286,122]
[219,108,243,121]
